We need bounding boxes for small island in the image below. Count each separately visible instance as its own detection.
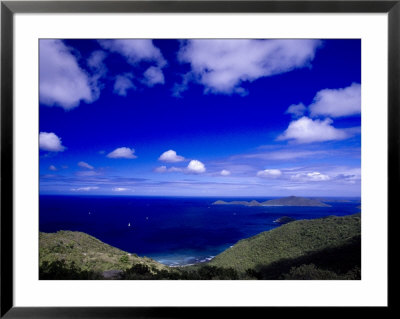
[261,196,331,207]
[212,196,331,207]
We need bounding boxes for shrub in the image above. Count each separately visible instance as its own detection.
[119,255,129,264]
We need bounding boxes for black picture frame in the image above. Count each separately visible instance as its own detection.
[1,1,395,317]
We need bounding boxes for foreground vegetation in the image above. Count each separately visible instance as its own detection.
[208,213,361,274]
[39,230,168,278]
[40,213,361,280]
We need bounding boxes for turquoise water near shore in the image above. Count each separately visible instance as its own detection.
[39,195,361,266]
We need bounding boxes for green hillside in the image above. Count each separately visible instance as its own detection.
[207,213,361,278]
[39,230,168,279]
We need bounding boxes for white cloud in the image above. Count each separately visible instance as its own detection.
[291,171,330,182]
[257,169,282,178]
[158,150,185,163]
[98,39,166,67]
[40,40,99,110]
[39,132,66,152]
[113,187,129,192]
[309,83,361,118]
[71,186,99,191]
[107,147,137,159]
[285,103,307,117]
[143,66,165,86]
[277,116,349,143]
[176,39,321,95]
[154,159,206,174]
[78,161,94,170]
[114,73,135,96]
[49,165,57,171]
[220,169,231,176]
[186,160,206,174]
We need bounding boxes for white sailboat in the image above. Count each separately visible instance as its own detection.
[128,222,131,227]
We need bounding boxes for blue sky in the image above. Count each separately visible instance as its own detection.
[39,39,361,197]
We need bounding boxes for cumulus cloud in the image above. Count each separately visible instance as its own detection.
[309,83,361,118]
[98,39,166,67]
[285,103,307,118]
[220,169,231,176]
[143,66,165,86]
[277,116,349,143]
[176,39,321,95]
[71,186,99,191]
[39,132,66,152]
[186,160,206,174]
[114,73,135,96]
[291,171,330,182]
[107,147,137,159]
[158,150,185,163]
[257,169,282,178]
[40,40,99,110]
[78,161,94,170]
[49,165,57,171]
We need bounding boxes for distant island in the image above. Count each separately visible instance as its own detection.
[212,196,331,207]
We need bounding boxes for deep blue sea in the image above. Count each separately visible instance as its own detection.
[39,196,361,266]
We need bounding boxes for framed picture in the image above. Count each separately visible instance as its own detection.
[1,0,394,317]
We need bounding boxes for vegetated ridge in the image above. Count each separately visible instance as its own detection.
[207,213,361,279]
[39,230,168,279]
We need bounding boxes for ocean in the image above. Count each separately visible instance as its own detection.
[39,195,361,266]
